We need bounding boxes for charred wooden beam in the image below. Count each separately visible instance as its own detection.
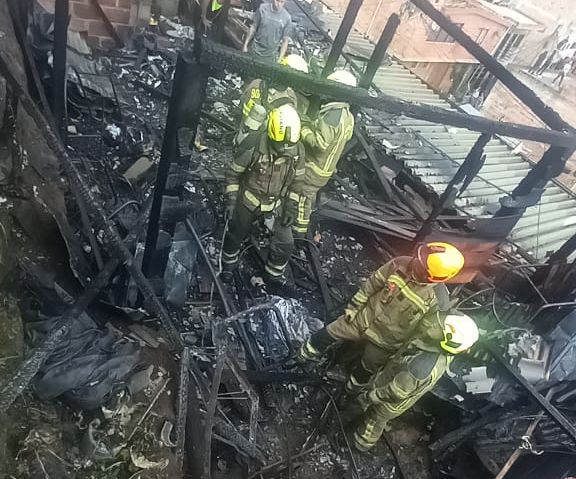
[197,41,576,148]
[495,146,570,219]
[429,404,535,456]
[8,1,54,126]
[176,347,190,472]
[415,133,490,242]
[52,0,69,134]
[185,217,266,371]
[495,388,558,479]
[484,342,576,443]
[0,202,153,413]
[410,0,573,134]
[358,14,400,90]
[0,50,182,348]
[142,55,209,276]
[322,0,364,77]
[304,231,334,323]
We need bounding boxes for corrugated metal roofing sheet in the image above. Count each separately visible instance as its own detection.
[314,7,576,259]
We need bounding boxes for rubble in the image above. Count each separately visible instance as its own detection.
[1,0,576,478]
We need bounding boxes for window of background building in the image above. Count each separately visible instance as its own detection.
[427,23,463,43]
[476,28,489,45]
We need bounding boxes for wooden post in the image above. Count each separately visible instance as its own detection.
[322,0,365,77]
[359,14,400,90]
[52,0,69,135]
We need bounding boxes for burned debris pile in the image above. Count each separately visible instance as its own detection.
[1,0,576,479]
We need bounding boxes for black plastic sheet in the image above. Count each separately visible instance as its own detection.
[30,314,140,409]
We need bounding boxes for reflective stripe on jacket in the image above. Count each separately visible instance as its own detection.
[294,101,354,193]
[225,132,306,212]
[349,256,448,351]
[240,79,299,119]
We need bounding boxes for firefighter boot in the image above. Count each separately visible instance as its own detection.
[345,361,373,395]
[221,249,240,283]
[353,404,393,452]
[295,328,338,364]
[263,272,299,298]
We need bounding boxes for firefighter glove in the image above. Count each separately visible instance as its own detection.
[281,197,298,227]
[225,194,237,222]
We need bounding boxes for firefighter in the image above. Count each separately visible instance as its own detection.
[222,104,305,288]
[285,69,356,236]
[239,54,309,130]
[352,311,479,451]
[298,242,465,391]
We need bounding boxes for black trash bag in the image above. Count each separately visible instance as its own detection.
[29,314,140,410]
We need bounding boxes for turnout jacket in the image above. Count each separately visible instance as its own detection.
[291,101,354,196]
[240,79,300,119]
[347,256,449,351]
[225,132,306,212]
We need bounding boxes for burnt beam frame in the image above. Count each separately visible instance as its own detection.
[322,0,364,77]
[358,13,400,90]
[142,55,209,276]
[198,41,576,148]
[414,133,491,243]
[52,0,69,134]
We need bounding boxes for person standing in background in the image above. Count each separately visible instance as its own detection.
[242,0,292,63]
[553,59,572,88]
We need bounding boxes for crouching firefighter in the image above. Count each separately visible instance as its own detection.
[221,104,305,290]
[297,242,465,391]
[285,69,356,236]
[352,311,479,451]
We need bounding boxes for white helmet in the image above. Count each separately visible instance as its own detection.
[440,313,479,355]
[327,69,357,87]
[280,54,309,73]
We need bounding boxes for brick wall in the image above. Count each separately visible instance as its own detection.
[320,0,510,93]
[38,0,152,48]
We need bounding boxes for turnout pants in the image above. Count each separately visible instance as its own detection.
[288,191,316,237]
[222,200,294,278]
[353,350,449,451]
[303,314,395,387]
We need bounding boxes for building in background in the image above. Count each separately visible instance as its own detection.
[321,0,540,96]
[463,1,541,99]
[499,0,576,68]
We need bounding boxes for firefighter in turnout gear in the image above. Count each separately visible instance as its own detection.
[222,104,305,287]
[352,312,479,451]
[239,54,309,136]
[285,69,356,236]
[297,242,465,392]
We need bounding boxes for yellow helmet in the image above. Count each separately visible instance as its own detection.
[417,242,464,283]
[440,313,479,355]
[327,69,357,87]
[280,54,309,73]
[267,104,301,144]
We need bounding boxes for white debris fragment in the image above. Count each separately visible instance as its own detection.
[106,123,122,139]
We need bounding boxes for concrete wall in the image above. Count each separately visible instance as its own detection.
[320,0,510,93]
[37,0,152,48]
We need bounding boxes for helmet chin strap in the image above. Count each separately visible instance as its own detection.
[409,257,430,284]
